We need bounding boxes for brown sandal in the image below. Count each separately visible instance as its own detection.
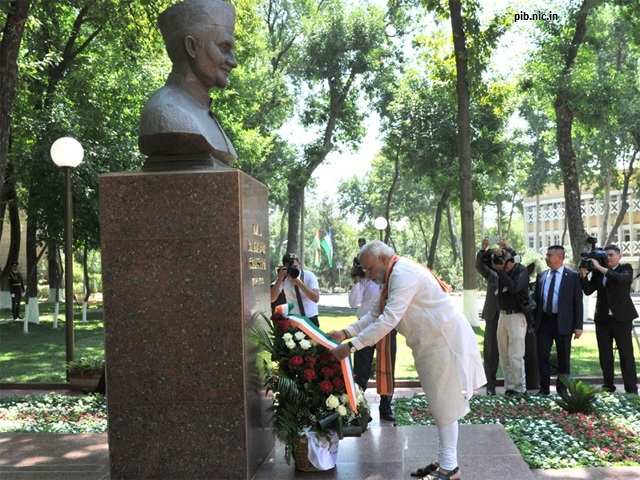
[410,462,439,478]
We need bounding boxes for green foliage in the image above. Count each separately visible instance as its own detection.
[556,375,601,414]
[0,393,107,433]
[67,353,104,375]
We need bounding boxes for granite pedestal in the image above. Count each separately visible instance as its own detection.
[99,169,272,479]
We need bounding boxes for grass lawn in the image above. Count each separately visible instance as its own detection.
[0,302,104,383]
[0,302,609,383]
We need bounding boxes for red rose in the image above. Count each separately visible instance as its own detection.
[304,356,317,367]
[319,380,334,394]
[319,353,333,363]
[332,377,344,391]
[303,369,317,382]
[277,319,291,331]
[320,366,335,378]
[288,355,304,369]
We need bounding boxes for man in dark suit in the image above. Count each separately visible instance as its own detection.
[476,239,499,395]
[581,244,638,394]
[534,245,583,395]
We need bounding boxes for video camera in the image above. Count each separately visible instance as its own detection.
[579,235,607,272]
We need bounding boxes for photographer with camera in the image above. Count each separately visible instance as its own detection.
[348,241,396,422]
[580,244,638,394]
[475,238,500,395]
[493,250,530,395]
[270,252,321,326]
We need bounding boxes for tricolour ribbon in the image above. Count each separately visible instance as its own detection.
[274,304,358,414]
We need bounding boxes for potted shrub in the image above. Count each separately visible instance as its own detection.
[67,355,104,391]
[254,311,370,472]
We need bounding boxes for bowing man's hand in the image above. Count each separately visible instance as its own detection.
[328,330,346,342]
[332,343,351,361]
[574,329,583,340]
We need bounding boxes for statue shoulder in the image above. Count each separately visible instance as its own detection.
[139,86,200,135]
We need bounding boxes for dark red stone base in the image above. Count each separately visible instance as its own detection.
[100,169,273,479]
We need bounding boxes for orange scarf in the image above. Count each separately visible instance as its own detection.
[375,257,452,395]
[375,255,399,396]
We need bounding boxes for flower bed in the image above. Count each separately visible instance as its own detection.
[394,393,640,469]
[0,394,107,433]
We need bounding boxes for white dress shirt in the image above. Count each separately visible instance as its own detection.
[279,270,320,317]
[348,278,382,319]
[542,265,564,314]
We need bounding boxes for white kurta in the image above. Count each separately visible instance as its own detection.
[345,258,486,425]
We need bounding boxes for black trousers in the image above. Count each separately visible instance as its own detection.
[595,316,638,393]
[10,288,22,320]
[353,329,397,407]
[308,315,319,327]
[537,313,571,393]
[525,328,540,390]
[483,313,499,389]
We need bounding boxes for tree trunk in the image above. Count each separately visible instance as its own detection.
[606,146,638,245]
[480,204,485,237]
[47,239,61,301]
[277,206,287,262]
[416,214,430,263]
[286,182,304,257]
[384,149,401,244]
[449,0,478,326]
[449,0,476,292]
[554,0,600,265]
[496,200,503,238]
[299,187,305,266]
[25,210,38,325]
[600,171,610,243]
[82,244,90,322]
[0,0,31,191]
[428,190,449,269]
[446,202,460,263]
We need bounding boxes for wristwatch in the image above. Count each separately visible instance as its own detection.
[347,341,357,354]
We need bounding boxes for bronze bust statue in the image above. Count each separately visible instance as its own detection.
[139,0,238,171]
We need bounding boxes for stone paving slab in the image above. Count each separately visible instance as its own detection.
[254,424,535,480]
[532,466,640,479]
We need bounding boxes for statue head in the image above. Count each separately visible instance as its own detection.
[158,0,237,90]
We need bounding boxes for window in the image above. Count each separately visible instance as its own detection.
[624,230,631,242]
[528,235,534,249]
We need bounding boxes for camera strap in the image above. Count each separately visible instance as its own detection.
[294,270,306,316]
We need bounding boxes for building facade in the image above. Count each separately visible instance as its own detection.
[523,184,640,289]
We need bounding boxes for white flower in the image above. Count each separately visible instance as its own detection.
[325,395,340,410]
[294,331,305,341]
[337,405,348,417]
[285,340,296,350]
[299,339,312,350]
[340,394,349,404]
[282,333,293,341]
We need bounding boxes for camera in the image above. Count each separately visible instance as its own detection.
[579,235,607,271]
[286,265,300,278]
[351,257,365,278]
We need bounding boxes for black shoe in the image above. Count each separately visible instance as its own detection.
[379,407,395,423]
[410,462,439,478]
[504,389,521,397]
[602,385,616,393]
[537,389,550,396]
[486,386,496,396]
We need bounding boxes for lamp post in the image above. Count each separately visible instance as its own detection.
[50,137,84,379]
[374,216,388,243]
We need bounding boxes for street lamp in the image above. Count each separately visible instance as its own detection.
[50,137,84,380]
[374,216,388,242]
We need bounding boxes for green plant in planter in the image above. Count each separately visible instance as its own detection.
[67,355,104,376]
[556,375,600,414]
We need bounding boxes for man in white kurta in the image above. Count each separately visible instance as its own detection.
[331,241,485,480]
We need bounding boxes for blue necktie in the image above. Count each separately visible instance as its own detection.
[545,270,557,314]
